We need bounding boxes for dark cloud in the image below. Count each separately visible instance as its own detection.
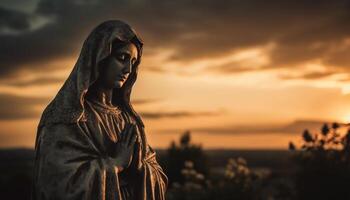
[206,61,265,74]
[279,71,337,80]
[0,76,64,87]
[161,119,343,134]
[139,110,223,119]
[131,98,161,105]
[0,7,31,32]
[0,93,49,120]
[1,0,350,79]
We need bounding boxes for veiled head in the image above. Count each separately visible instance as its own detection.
[38,20,145,129]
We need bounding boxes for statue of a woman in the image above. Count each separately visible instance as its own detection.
[31,20,168,200]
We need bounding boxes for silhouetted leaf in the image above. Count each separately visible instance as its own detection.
[321,124,330,136]
[332,122,340,130]
[180,131,191,146]
[289,142,296,150]
[303,129,313,142]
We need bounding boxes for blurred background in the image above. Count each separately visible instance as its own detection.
[1,0,350,199]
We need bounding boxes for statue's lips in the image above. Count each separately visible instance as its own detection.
[118,76,127,81]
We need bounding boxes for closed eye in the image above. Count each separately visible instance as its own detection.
[115,53,137,65]
[116,53,129,61]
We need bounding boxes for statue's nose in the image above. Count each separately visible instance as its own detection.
[123,62,132,74]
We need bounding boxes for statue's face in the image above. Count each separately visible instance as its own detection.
[99,42,138,88]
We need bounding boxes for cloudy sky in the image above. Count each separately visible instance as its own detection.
[1,0,350,149]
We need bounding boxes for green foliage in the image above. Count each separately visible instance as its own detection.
[211,157,259,200]
[289,122,350,200]
[224,157,257,189]
[164,131,265,200]
[163,131,209,185]
[167,157,260,200]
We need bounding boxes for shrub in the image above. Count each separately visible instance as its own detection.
[289,123,350,200]
[163,131,209,185]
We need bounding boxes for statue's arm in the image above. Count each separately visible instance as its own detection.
[133,138,168,200]
[31,123,121,200]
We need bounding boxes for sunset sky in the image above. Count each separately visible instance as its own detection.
[1,0,350,149]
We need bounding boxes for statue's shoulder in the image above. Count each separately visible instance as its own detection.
[39,123,80,142]
[42,122,78,132]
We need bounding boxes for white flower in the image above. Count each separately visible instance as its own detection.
[184,160,194,168]
[196,173,205,180]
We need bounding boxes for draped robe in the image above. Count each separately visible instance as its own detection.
[31,20,168,200]
[32,99,168,200]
